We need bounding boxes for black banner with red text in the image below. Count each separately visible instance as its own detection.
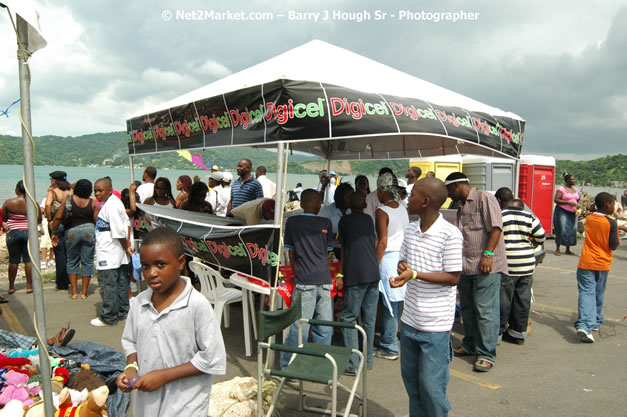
[127,80,523,158]
[136,204,279,282]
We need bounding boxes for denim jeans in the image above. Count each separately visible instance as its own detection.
[280,284,333,368]
[500,274,533,339]
[340,281,378,371]
[400,323,452,417]
[379,297,403,354]
[97,264,131,325]
[574,269,608,332]
[458,273,501,364]
[6,229,30,264]
[66,223,95,276]
[53,225,69,290]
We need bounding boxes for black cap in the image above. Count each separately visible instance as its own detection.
[49,171,67,181]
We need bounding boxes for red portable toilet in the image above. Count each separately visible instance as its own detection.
[518,155,556,235]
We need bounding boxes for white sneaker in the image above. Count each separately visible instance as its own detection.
[40,262,47,270]
[90,318,112,327]
[47,260,55,267]
[576,328,594,343]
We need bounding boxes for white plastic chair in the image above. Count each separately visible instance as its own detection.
[189,261,242,328]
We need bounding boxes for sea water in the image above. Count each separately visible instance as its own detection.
[0,165,370,204]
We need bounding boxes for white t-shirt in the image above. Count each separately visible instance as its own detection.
[95,195,130,270]
[364,190,381,222]
[256,175,276,199]
[315,183,336,207]
[136,183,154,203]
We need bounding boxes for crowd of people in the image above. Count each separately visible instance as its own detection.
[1,160,624,417]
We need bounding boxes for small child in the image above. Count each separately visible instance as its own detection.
[281,189,335,368]
[390,177,463,417]
[574,192,621,343]
[337,192,380,375]
[117,227,226,417]
[495,187,546,345]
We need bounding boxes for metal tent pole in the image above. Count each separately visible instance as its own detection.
[16,14,54,417]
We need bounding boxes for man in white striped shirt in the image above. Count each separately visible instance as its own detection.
[391,177,463,417]
[495,188,545,345]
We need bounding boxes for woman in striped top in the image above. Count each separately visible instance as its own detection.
[2,181,40,297]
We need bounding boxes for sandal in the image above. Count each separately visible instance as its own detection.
[7,289,16,295]
[48,325,75,347]
[26,289,33,294]
[80,294,88,299]
[453,346,473,357]
[473,360,493,372]
[69,294,78,300]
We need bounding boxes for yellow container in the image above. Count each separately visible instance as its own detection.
[409,157,463,208]
[409,160,434,179]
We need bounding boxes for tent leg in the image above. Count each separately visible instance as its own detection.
[129,155,135,183]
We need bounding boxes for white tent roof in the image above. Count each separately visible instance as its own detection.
[130,40,523,122]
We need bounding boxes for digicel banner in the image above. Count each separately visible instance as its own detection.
[127,79,523,158]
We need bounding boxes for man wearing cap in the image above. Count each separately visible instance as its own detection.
[136,166,157,203]
[211,165,219,172]
[316,170,336,207]
[206,172,224,214]
[255,166,276,199]
[227,159,264,215]
[445,172,507,373]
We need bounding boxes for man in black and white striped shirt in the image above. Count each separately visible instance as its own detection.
[495,187,546,345]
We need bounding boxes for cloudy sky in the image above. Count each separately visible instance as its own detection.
[0,0,625,160]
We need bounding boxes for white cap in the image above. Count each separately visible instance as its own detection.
[222,172,233,183]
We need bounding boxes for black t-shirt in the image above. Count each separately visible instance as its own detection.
[284,214,333,285]
[338,212,380,287]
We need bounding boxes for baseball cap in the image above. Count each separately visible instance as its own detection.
[49,171,67,181]
[209,172,223,181]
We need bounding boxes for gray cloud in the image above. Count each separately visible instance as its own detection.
[0,0,624,159]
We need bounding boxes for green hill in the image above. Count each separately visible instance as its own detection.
[0,132,318,173]
[556,154,626,187]
[2,132,624,184]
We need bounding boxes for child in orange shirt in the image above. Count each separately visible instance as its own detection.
[574,192,621,343]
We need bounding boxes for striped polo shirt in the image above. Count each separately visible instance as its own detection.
[230,176,264,209]
[399,214,463,332]
[501,206,546,276]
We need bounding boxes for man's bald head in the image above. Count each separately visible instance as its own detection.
[416,177,449,208]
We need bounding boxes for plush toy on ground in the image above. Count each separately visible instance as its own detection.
[0,370,40,407]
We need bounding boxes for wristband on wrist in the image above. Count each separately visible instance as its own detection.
[411,270,418,280]
[335,273,343,278]
[483,250,494,258]
[124,362,138,372]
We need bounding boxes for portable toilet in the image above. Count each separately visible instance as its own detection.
[409,155,463,207]
[462,156,516,192]
[518,155,556,235]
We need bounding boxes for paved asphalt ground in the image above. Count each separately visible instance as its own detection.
[2,241,626,417]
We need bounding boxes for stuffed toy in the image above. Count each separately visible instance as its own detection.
[55,386,109,417]
[0,399,27,417]
[7,350,38,359]
[51,368,70,394]
[0,370,38,407]
[66,369,105,392]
